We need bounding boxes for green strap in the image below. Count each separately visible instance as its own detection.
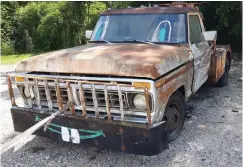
[35,116,105,139]
[48,127,61,134]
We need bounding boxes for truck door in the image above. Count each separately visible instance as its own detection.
[188,13,211,93]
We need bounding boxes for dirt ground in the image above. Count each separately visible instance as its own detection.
[0,61,242,167]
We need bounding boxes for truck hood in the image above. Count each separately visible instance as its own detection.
[16,43,190,79]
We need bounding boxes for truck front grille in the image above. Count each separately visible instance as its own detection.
[39,86,69,103]
[8,74,153,125]
[82,90,127,108]
[38,86,128,109]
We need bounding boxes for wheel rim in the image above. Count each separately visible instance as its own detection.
[163,104,180,136]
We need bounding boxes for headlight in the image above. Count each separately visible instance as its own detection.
[133,94,146,110]
[24,85,35,99]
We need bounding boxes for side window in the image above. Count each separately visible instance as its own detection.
[189,15,204,44]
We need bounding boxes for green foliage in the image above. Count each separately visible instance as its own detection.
[105,1,131,8]
[216,2,241,33]
[1,2,18,41]
[1,1,242,54]
[1,2,19,55]
[15,2,86,52]
[200,1,242,52]
[85,2,107,29]
[1,40,15,55]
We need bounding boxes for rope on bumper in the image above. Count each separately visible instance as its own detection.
[35,116,105,139]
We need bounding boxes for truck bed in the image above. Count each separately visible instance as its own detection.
[207,45,231,84]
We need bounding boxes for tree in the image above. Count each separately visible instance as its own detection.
[1,2,242,55]
[1,1,19,54]
[200,2,242,52]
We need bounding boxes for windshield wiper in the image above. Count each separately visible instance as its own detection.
[123,40,154,45]
[101,39,113,44]
[91,40,113,44]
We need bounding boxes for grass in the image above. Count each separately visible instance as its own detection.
[1,54,33,64]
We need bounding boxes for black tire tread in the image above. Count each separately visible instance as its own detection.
[165,91,186,142]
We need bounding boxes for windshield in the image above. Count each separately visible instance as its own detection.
[90,14,187,43]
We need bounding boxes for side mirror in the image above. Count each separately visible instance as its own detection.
[203,31,217,53]
[203,31,217,42]
[85,30,93,39]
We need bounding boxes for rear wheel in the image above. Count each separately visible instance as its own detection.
[162,91,186,142]
[216,58,230,87]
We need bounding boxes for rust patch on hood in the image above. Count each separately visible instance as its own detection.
[16,43,190,79]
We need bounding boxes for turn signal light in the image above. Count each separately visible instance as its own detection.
[15,76,25,82]
[133,82,151,90]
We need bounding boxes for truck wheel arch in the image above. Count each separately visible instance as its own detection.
[177,85,186,99]
[155,64,193,123]
[155,83,188,123]
[158,84,187,105]
[161,85,186,105]
[167,85,187,102]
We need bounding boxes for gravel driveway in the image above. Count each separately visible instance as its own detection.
[0,62,242,167]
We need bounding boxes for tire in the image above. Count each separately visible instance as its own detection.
[216,58,230,87]
[162,91,186,142]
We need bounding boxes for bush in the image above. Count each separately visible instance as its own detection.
[1,40,15,55]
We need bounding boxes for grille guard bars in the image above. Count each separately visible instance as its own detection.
[6,73,154,126]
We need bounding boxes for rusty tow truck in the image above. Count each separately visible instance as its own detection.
[6,5,232,155]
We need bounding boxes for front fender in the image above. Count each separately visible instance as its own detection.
[153,63,193,123]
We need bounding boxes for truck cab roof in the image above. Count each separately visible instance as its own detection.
[101,6,200,15]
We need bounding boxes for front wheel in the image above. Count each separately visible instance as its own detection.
[162,91,186,142]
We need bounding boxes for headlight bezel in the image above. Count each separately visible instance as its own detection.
[132,93,147,111]
[127,92,153,112]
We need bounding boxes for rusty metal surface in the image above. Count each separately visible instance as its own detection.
[34,79,41,109]
[118,86,124,121]
[11,43,193,126]
[7,76,16,106]
[15,43,190,80]
[154,62,193,123]
[66,82,75,116]
[189,41,212,93]
[207,48,227,84]
[55,80,63,110]
[91,84,99,119]
[159,2,201,8]
[155,62,193,88]
[216,45,231,50]
[7,74,153,124]
[24,78,32,108]
[144,88,152,125]
[101,7,199,15]
[78,82,87,118]
[11,108,168,155]
[44,80,53,111]
[104,85,111,120]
